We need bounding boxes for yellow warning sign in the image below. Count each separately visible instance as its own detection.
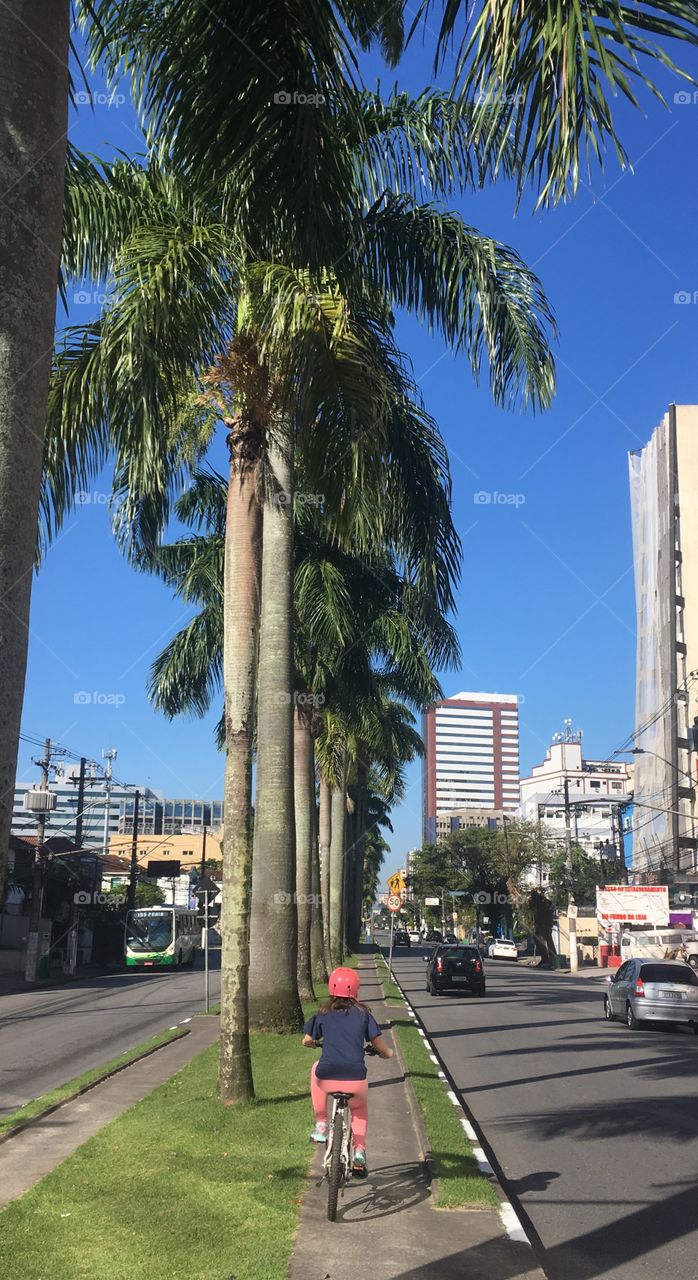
[387,871,406,896]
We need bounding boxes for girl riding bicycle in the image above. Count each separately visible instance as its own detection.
[302,967,393,1177]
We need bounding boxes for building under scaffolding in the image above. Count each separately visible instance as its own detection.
[629,404,698,881]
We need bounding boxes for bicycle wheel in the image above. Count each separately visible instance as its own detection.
[327,1107,345,1221]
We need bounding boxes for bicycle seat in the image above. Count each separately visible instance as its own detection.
[330,1090,354,1101]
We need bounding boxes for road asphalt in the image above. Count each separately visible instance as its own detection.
[0,950,220,1114]
[389,943,698,1280]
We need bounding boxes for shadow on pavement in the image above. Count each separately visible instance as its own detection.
[336,1160,431,1222]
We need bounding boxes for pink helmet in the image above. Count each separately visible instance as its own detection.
[329,967,360,1000]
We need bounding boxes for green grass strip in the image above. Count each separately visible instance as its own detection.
[0,1028,318,1280]
[0,1026,187,1139]
[375,954,498,1210]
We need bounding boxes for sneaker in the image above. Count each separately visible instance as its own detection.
[310,1122,328,1143]
[352,1148,368,1178]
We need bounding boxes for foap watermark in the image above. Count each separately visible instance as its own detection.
[75,490,112,505]
[75,89,125,109]
[274,690,325,708]
[274,892,325,906]
[74,690,126,707]
[674,90,698,106]
[475,89,524,106]
[273,90,326,106]
[674,290,698,305]
[74,890,126,906]
[472,891,516,906]
[473,489,526,508]
[272,491,325,510]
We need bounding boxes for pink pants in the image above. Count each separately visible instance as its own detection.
[310,1062,369,1146]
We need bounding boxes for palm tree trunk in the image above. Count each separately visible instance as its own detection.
[249,424,303,1031]
[319,773,332,973]
[349,768,368,950]
[344,800,356,954]
[309,734,327,986]
[294,703,315,1003]
[0,1,70,903]
[329,757,347,967]
[219,424,263,1104]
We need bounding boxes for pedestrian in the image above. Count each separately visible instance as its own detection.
[302,967,393,1178]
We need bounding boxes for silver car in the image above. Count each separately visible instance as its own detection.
[604,958,698,1032]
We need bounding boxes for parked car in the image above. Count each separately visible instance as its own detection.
[425,929,443,943]
[604,959,698,1031]
[393,929,411,948]
[424,945,485,997]
[444,932,458,944]
[408,929,421,944]
[488,939,518,961]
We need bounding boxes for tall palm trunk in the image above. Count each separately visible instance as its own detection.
[0,2,70,903]
[349,766,368,950]
[219,415,263,1103]
[319,774,332,972]
[344,799,356,954]
[249,424,303,1031]
[329,756,347,967]
[294,703,315,1003]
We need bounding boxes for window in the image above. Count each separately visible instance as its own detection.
[589,781,601,789]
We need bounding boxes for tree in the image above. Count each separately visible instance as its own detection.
[0,2,70,904]
[548,845,605,911]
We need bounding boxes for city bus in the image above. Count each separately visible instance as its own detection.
[125,906,198,968]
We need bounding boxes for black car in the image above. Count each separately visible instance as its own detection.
[444,932,458,944]
[425,928,443,943]
[394,929,411,948]
[425,945,486,997]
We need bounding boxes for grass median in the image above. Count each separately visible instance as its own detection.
[0,1026,187,1139]
[374,951,499,1210]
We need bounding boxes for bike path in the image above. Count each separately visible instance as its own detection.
[289,957,544,1280]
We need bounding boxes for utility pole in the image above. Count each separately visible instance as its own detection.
[128,790,140,911]
[74,757,87,849]
[101,748,117,858]
[563,776,578,974]
[200,825,207,879]
[25,738,52,982]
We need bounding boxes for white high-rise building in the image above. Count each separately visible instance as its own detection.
[423,692,520,841]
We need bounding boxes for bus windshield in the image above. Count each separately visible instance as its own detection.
[126,911,173,953]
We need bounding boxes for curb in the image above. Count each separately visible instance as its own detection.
[0,1026,190,1145]
[377,951,545,1265]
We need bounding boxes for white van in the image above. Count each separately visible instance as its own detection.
[619,929,698,967]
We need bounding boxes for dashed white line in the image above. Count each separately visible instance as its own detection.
[500,1202,529,1243]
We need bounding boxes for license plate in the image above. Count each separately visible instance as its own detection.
[660,990,684,1000]
[452,976,467,982]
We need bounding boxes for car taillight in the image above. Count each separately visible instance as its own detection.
[635,977,645,997]
[436,957,443,972]
[474,959,482,974]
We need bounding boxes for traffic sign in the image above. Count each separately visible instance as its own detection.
[387,894,402,912]
[567,903,578,919]
[387,871,406,895]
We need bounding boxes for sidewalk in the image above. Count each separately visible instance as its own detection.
[289,958,544,1280]
[0,1016,219,1209]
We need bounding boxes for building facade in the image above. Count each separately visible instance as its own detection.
[518,725,633,866]
[629,404,698,881]
[118,797,224,835]
[12,767,156,854]
[422,691,520,842]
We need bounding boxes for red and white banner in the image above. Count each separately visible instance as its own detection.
[596,885,669,926]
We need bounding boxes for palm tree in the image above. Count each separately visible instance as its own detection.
[0,2,70,906]
[50,130,553,1093]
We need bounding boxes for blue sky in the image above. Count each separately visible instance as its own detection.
[17,26,698,878]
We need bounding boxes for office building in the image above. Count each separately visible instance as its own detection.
[422,691,520,842]
[12,766,155,854]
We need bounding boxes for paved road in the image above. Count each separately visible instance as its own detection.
[0,951,220,1115]
[388,944,698,1280]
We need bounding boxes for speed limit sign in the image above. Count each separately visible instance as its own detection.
[387,894,402,912]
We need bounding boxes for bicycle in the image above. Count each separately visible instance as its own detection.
[322,1043,376,1222]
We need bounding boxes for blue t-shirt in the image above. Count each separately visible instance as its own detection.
[303,1004,382,1080]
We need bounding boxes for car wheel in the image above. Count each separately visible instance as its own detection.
[688,954,698,970]
[604,997,614,1022]
[693,1021,698,1036]
[477,987,486,998]
[626,1003,640,1031]
[429,981,440,997]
